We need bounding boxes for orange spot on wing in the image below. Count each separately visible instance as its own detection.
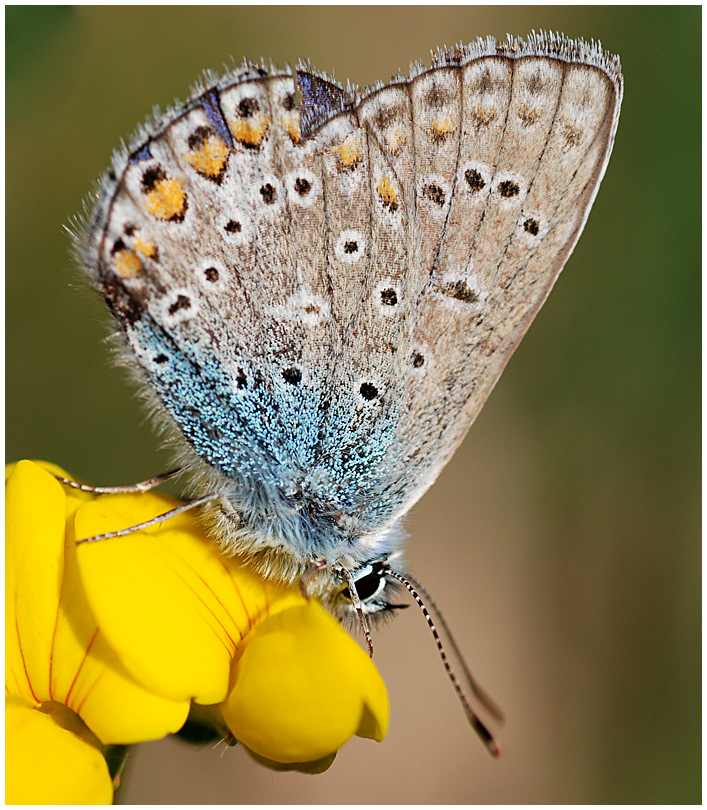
[428,114,457,137]
[280,113,301,145]
[134,237,157,258]
[386,127,407,154]
[331,135,363,168]
[230,114,270,147]
[470,104,498,126]
[185,136,230,178]
[113,249,143,278]
[376,176,398,211]
[143,178,187,221]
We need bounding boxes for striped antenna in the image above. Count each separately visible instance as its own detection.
[385,568,502,757]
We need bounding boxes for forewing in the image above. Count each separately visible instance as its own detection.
[82,35,622,544]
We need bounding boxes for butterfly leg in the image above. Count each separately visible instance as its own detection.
[342,569,375,658]
[299,562,375,657]
[299,559,329,601]
[55,469,181,494]
[75,493,220,545]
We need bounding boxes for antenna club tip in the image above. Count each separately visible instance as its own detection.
[488,741,502,758]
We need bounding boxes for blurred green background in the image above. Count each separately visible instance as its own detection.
[6,6,700,804]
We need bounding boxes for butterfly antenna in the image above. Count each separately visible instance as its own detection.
[299,564,374,658]
[344,570,375,658]
[75,493,219,544]
[402,570,504,722]
[385,568,501,757]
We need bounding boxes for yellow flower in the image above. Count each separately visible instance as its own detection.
[5,460,388,802]
[224,602,388,764]
[6,695,113,804]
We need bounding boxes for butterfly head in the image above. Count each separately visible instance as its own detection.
[322,559,409,627]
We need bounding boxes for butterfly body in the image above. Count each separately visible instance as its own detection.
[79,33,622,608]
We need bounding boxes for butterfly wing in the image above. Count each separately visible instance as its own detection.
[356,36,624,523]
[81,34,621,570]
[303,35,622,530]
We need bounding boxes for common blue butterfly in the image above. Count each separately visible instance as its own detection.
[72,32,622,753]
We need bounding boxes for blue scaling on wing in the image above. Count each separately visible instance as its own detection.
[129,143,153,164]
[199,89,235,148]
[296,69,351,137]
[126,311,365,560]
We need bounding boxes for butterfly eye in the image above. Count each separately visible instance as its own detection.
[341,566,386,603]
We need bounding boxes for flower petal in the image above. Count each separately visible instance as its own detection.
[6,461,66,701]
[7,461,389,763]
[74,493,303,706]
[6,695,114,805]
[6,461,192,744]
[221,601,389,763]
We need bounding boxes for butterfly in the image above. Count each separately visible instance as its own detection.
[70,32,622,754]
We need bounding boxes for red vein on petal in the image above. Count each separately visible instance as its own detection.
[66,626,99,706]
[6,666,31,698]
[262,581,271,618]
[48,593,62,700]
[187,565,240,650]
[221,558,255,634]
[73,659,105,717]
[190,563,247,647]
[153,542,238,655]
[14,591,39,701]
